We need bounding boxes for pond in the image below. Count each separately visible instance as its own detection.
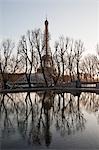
[0,91,99,150]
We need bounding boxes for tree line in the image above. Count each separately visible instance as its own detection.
[0,28,99,88]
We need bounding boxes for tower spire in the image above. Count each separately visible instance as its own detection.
[45,18,49,56]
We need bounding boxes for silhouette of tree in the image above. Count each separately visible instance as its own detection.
[0,39,14,88]
[80,54,98,81]
[74,40,84,82]
[31,29,48,86]
[18,33,36,88]
[0,39,24,89]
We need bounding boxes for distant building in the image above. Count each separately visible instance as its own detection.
[15,73,54,87]
[0,73,25,89]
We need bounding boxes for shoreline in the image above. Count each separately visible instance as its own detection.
[0,87,99,94]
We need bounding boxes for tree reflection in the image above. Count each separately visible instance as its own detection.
[54,93,86,136]
[81,92,99,123]
[0,94,15,137]
[1,91,99,147]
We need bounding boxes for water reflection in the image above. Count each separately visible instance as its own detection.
[0,92,99,149]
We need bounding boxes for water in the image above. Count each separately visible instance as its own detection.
[0,92,99,150]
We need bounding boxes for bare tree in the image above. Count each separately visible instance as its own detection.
[65,38,76,81]
[59,37,66,82]
[18,30,41,88]
[80,54,98,81]
[74,40,85,82]
[54,37,77,83]
[0,39,14,88]
[31,29,48,86]
[53,42,61,85]
[54,37,67,83]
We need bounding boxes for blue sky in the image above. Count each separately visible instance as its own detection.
[0,0,99,53]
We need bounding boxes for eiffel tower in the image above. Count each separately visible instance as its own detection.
[41,19,52,68]
[37,19,54,72]
[37,19,57,84]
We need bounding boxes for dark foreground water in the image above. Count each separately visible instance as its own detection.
[0,92,99,150]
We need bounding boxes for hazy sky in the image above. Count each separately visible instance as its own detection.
[0,0,99,53]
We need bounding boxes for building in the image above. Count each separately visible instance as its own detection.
[37,19,57,83]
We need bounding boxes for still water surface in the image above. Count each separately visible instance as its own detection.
[0,92,99,150]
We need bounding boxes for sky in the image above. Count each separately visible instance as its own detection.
[0,0,99,54]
